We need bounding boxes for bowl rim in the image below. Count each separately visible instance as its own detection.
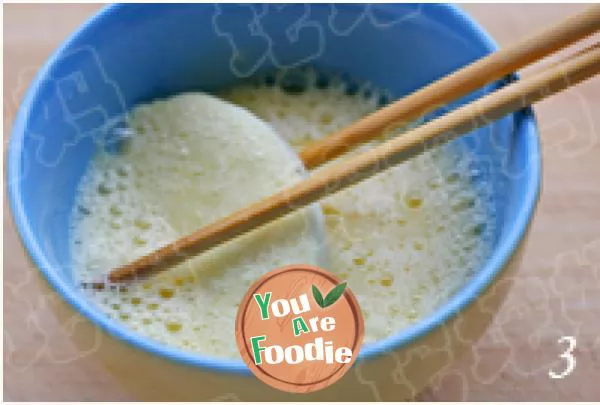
[7,3,541,376]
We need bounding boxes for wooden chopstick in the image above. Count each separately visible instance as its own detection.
[103,40,600,285]
[299,4,600,169]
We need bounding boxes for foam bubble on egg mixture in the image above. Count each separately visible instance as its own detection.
[70,93,323,357]
[71,70,495,359]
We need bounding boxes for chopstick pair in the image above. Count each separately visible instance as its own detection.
[89,5,600,288]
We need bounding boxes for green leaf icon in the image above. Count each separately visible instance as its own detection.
[312,282,347,308]
[322,282,347,308]
[312,285,324,307]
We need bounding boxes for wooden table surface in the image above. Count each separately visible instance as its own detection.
[4,4,600,401]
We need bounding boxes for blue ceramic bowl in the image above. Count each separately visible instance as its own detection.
[7,4,540,400]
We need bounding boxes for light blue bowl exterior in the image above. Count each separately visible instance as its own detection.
[7,3,540,378]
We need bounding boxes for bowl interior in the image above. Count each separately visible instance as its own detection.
[9,3,539,368]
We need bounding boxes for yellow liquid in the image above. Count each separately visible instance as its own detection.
[71,71,494,358]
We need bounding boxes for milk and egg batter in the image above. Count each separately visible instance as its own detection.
[70,70,495,358]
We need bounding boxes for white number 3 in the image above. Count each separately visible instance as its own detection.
[549,336,576,379]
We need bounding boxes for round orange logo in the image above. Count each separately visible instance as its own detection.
[235,264,364,393]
